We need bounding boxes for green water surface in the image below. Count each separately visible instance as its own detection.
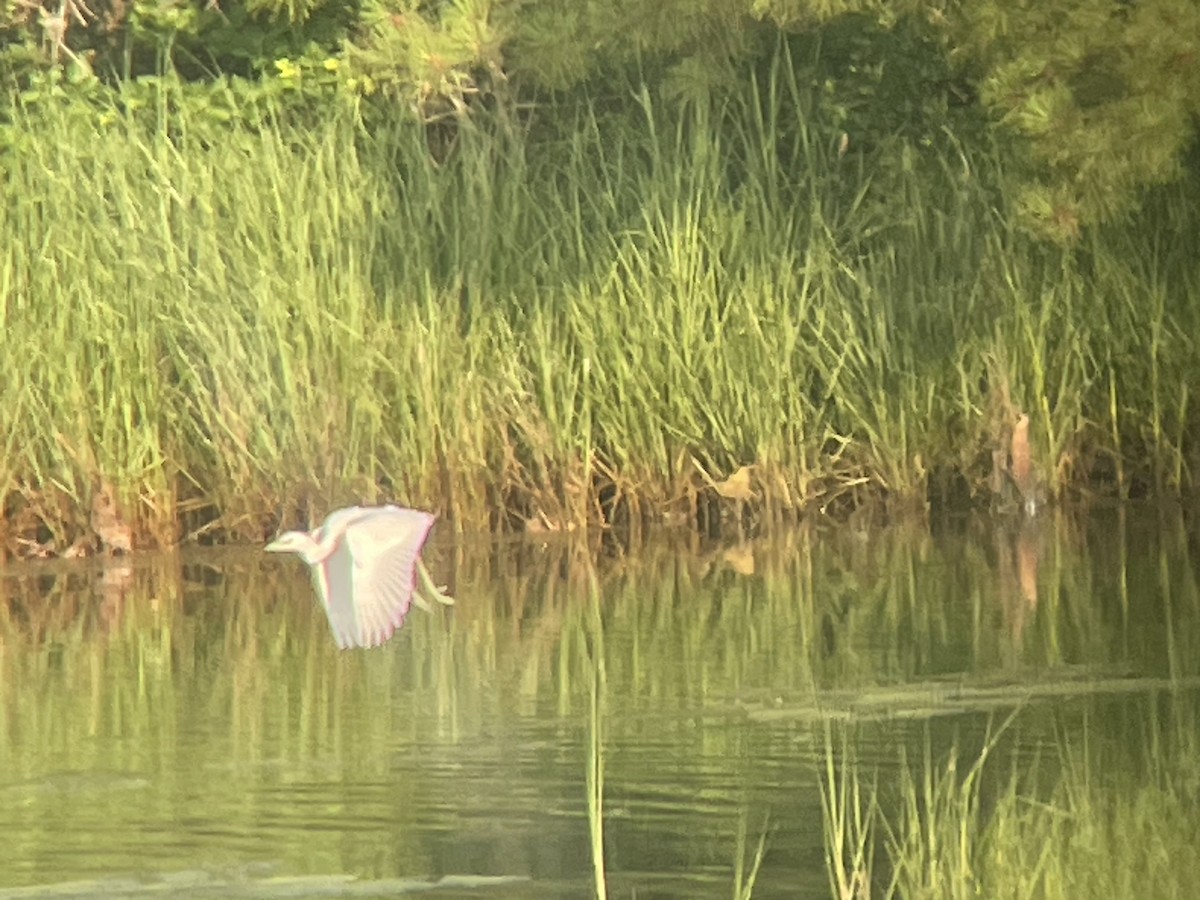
[1,508,1197,898]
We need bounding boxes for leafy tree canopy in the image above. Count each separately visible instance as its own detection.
[3,0,1196,240]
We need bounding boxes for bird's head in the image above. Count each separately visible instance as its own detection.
[265,529,320,563]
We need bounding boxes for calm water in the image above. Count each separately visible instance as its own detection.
[1,508,1198,898]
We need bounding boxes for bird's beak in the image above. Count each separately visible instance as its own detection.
[265,537,287,552]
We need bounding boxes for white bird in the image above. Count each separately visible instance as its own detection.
[266,504,453,649]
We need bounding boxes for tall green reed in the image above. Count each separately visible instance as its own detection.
[820,694,1200,900]
[3,44,1198,550]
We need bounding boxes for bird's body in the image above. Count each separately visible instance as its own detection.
[266,504,452,649]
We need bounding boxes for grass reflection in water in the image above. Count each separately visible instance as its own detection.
[0,509,1197,898]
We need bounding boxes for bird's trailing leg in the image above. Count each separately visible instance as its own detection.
[413,558,454,612]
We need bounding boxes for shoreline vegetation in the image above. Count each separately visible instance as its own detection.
[820,705,1200,900]
[3,46,1198,559]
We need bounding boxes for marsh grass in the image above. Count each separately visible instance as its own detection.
[584,558,609,900]
[4,46,1200,551]
[820,696,1200,900]
[821,726,879,900]
[731,812,769,900]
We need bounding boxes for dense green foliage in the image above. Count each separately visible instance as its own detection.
[1,2,1198,551]
[3,0,1196,237]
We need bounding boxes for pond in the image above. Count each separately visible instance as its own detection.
[1,507,1198,898]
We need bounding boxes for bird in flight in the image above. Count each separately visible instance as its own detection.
[266,505,453,649]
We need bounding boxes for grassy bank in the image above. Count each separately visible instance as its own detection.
[3,54,1198,554]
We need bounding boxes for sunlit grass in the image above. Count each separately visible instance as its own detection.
[584,561,609,900]
[3,41,1200,551]
[821,696,1200,900]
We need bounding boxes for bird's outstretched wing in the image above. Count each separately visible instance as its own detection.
[323,507,437,649]
[317,532,367,649]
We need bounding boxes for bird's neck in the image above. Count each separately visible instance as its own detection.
[299,533,335,566]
